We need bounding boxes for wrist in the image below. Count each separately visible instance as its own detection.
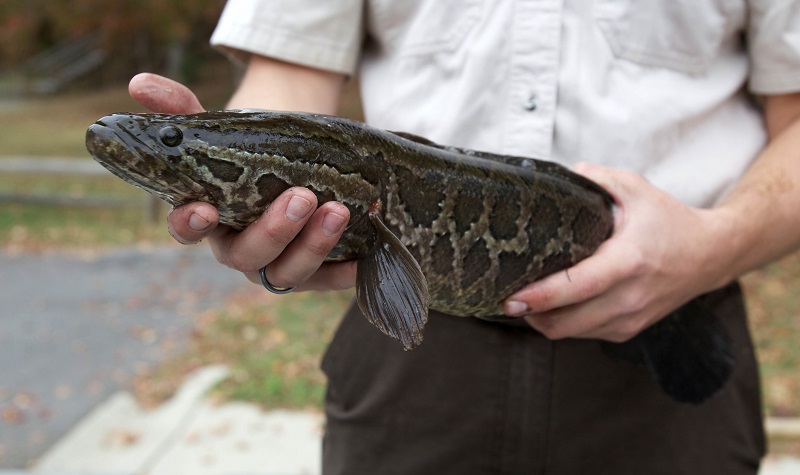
[696,204,755,290]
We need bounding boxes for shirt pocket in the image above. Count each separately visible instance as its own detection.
[594,0,744,74]
[367,0,483,56]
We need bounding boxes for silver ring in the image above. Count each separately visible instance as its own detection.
[259,266,296,294]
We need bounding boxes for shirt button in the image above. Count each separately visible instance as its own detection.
[523,93,538,111]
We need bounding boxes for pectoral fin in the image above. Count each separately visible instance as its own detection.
[602,299,734,404]
[356,210,429,350]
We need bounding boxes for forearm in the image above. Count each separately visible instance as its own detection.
[226,54,346,114]
[710,93,800,283]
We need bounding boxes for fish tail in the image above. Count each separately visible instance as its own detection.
[601,299,734,404]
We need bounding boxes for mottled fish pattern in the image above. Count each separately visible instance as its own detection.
[86,110,733,404]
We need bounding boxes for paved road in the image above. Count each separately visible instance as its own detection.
[0,244,245,468]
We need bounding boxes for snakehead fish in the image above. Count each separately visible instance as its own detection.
[86,110,733,403]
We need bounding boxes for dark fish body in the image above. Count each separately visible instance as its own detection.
[86,110,733,403]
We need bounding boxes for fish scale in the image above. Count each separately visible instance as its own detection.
[86,110,735,404]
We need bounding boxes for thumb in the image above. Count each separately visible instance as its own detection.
[128,73,205,114]
[571,161,644,206]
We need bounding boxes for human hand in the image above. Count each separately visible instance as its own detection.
[503,162,731,342]
[128,73,357,291]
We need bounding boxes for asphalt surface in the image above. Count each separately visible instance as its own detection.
[0,243,245,468]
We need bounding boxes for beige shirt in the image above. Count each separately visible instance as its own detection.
[211,0,800,207]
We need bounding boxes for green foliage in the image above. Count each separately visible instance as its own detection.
[213,291,351,408]
[0,0,226,83]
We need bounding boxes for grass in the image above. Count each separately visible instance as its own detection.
[0,170,171,249]
[0,172,141,196]
[743,251,800,417]
[0,81,235,157]
[0,88,135,157]
[2,81,799,423]
[0,203,170,250]
[133,288,353,409]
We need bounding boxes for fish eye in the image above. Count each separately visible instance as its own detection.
[159,126,183,147]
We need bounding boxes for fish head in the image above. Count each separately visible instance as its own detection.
[86,112,212,206]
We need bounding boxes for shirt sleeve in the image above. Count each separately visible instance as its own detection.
[210,0,365,75]
[747,0,800,94]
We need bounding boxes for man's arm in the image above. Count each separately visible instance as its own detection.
[226,54,345,112]
[133,55,358,292]
[507,92,800,342]
[712,93,800,276]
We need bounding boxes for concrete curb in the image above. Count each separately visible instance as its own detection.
[146,404,323,475]
[766,417,800,439]
[761,456,800,475]
[32,366,229,474]
[30,365,323,475]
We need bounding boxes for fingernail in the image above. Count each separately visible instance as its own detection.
[505,300,529,317]
[321,212,347,237]
[286,196,313,222]
[188,212,211,231]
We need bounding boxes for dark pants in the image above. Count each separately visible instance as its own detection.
[321,283,765,475]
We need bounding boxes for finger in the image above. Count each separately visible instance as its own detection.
[167,202,219,244]
[209,187,317,273]
[524,296,656,343]
[257,202,350,287]
[298,260,358,291]
[128,73,205,114]
[523,294,619,340]
[523,305,588,340]
[572,161,643,209]
[503,244,624,316]
[247,201,350,289]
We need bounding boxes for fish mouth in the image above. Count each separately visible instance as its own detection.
[86,116,208,205]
